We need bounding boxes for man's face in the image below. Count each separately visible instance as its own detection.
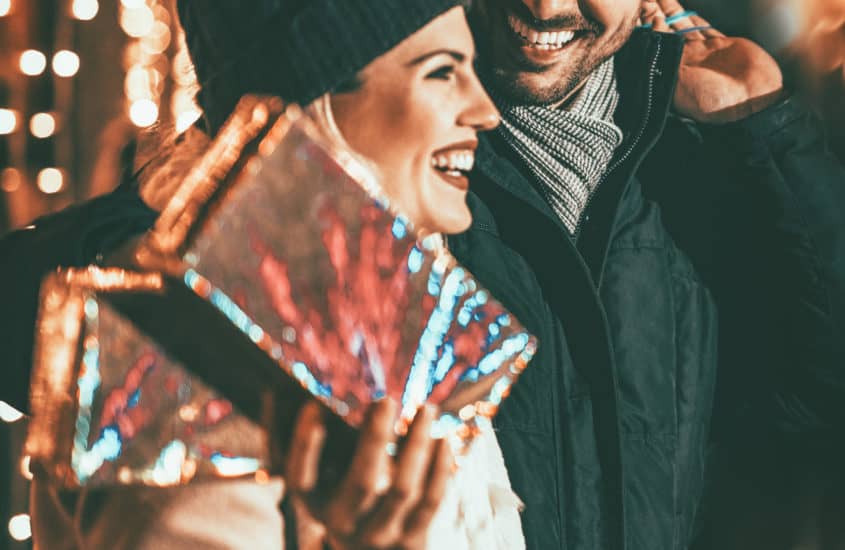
[473,0,641,104]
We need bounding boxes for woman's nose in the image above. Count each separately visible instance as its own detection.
[458,78,500,132]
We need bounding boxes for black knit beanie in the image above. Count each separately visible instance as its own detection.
[177,0,464,134]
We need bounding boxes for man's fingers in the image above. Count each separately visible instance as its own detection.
[322,399,397,535]
[400,438,454,545]
[285,401,327,493]
[356,406,439,548]
[655,0,685,17]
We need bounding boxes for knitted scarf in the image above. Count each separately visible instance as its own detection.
[495,58,624,234]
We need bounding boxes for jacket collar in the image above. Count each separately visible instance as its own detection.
[474,29,685,259]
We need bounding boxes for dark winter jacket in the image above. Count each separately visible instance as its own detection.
[449,28,845,550]
[2,28,844,550]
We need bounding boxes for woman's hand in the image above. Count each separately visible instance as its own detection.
[642,0,785,124]
[285,400,453,550]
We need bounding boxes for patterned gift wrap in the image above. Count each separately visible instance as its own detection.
[26,268,270,487]
[137,97,538,441]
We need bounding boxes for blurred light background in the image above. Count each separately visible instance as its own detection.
[0,1,843,549]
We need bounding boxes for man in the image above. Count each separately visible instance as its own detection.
[448,0,845,548]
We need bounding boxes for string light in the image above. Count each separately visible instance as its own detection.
[120,5,155,38]
[176,109,201,133]
[120,1,183,129]
[20,455,33,481]
[0,108,17,134]
[37,168,64,194]
[19,50,47,76]
[129,98,158,127]
[30,112,57,138]
[8,514,31,542]
[71,0,98,21]
[53,50,81,77]
[0,0,10,17]
[1,168,23,193]
[0,400,24,423]
[171,30,202,134]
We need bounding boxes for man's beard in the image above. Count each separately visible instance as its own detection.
[487,51,600,106]
[472,5,638,106]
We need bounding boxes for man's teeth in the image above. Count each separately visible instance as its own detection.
[508,15,576,49]
[432,151,475,174]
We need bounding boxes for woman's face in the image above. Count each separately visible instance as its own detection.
[331,7,500,235]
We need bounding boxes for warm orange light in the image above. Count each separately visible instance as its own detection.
[176,109,201,133]
[71,0,99,21]
[120,5,155,37]
[0,108,17,134]
[8,514,31,542]
[37,168,64,194]
[1,168,23,193]
[30,112,57,138]
[20,455,33,481]
[0,400,24,422]
[129,99,159,127]
[53,50,81,77]
[20,50,47,76]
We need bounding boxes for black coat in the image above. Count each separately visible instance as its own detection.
[449,29,845,550]
[2,28,844,550]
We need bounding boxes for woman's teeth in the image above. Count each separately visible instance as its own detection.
[508,15,576,50]
[432,151,475,176]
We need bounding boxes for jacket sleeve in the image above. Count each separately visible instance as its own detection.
[0,187,157,413]
[701,97,845,435]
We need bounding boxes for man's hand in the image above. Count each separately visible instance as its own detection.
[643,0,785,124]
[285,400,452,550]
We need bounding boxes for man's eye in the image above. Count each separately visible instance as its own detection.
[427,65,455,81]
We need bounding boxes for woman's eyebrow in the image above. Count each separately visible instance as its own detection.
[406,49,466,66]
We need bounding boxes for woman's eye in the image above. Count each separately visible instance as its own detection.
[427,65,455,81]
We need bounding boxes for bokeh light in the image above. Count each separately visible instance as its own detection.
[20,455,33,481]
[0,108,17,134]
[53,50,81,77]
[19,50,47,76]
[0,400,24,422]
[141,21,171,54]
[71,0,99,21]
[30,112,57,138]
[176,109,201,133]
[129,98,158,127]
[8,514,31,542]
[121,5,155,38]
[37,168,64,194]
[1,168,23,193]
[0,0,11,17]
[120,0,145,8]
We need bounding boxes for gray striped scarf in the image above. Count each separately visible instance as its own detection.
[496,58,623,234]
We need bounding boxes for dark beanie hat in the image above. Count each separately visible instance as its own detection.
[177,0,463,134]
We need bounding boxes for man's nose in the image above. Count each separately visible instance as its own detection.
[523,0,577,20]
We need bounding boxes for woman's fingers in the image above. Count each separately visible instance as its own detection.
[399,438,454,547]
[356,405,439,548]
[322,399,397,536]
[285,401,327,493]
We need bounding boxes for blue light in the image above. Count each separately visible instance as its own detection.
[408,247,424,273]
[434,343,455,383]
[128,388,141,408]
[392,218,408,240]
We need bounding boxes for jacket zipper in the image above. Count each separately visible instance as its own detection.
[573,40,663,243]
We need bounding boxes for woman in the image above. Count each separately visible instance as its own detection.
[16,1,522,549]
